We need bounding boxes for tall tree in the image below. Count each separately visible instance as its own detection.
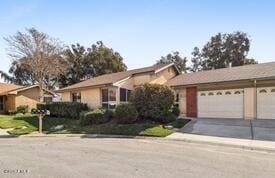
[190,47,202,72]
[198,31,257,70]
[58,43,95,87]
[2,28,68,101]
[156,51,188,73]
[88,41,127,76]
[59,41,127,87]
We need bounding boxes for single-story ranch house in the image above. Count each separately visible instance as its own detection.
[57,62,275,120]
[0,83,55,114]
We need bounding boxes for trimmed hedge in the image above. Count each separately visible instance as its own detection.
[80,109,110,126]
[115,104,138,124]
[37,102,88,119]
[16,105,29,114]
[131,83,175,121]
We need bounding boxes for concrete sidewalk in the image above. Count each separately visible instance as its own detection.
[166,132,275,152]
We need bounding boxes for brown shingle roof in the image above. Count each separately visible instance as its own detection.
[0,83,23,95]
[167,62,275,87]
[58,63,173,92]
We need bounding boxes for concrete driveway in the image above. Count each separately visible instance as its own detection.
[180,118,275,141]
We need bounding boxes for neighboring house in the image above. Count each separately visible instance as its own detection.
[0,83,55,113]
[167,62,275,120]
[57,63,179,109]
[58,62,275,120]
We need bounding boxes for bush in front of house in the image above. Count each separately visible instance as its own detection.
[16,105,29,114]
[115,104,138,124]
[37,102,88,119]
[155,113,177,123]
[171,104,180,117]
[131,83,175,122]
[79,109,110,126]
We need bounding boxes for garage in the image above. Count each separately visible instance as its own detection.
[198,89,244,119]
[257,87,275,119]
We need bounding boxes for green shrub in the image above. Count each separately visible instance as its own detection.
[79,109,110,126]
[131,84,175,121]
[37,102,88,119]
[16,105,29,114]
[115,104,138,124]
[156,113,177,123]
[171,104,180,117]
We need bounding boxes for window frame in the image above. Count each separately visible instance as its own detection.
[43,96,53,103]
[71,91,81,102]
[119,88,132,103]
[101,88,117,110]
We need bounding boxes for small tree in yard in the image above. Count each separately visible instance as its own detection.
[3,28,68,101]
[131,84,175,121]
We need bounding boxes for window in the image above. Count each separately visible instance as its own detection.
[208,92,214,96]
[225,91,231,95]
[43,96,53,103]
[71,92,81,102]
[102,89,108,102]
[259,89,267,93]
[120,88,131,102]
[234,91,241,95]
[101,88,117,109]
[216,92,222,95]
[109,88,116,101]
[200,93,206,96]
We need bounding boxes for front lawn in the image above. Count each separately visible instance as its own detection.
[0,115,189,137]
[53,123,174,137]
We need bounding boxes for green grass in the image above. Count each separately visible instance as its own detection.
[0,114,71,135]
[53,123,173,137]
[0,115,190,137]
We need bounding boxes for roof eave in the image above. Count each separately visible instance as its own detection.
[56,83,113,93]
[169,76,275,88]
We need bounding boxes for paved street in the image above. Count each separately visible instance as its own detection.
[0,137,275,178]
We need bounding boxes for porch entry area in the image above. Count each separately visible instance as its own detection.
[101,87,131,110]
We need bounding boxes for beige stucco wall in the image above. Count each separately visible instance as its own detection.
[61,92,71,102]
[116,77,134,90]
[150,67,177,85]
[15,87,41,112]
[5,95,16,112]
[133,74,152,86]
[244,87,256,120]
[3,87,54,113]
[116,66,178,88]
[81,88,101,109]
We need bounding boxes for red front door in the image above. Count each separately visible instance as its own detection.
[186,87,197,117]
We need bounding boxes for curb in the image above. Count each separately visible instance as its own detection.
[165,135,275,153]
[13,133,275,153]
[18,133,162,140]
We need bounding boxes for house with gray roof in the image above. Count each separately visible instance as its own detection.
[57,62,275,120]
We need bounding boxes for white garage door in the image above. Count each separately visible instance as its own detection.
[257,87,275,119]
[198,89,244,119]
